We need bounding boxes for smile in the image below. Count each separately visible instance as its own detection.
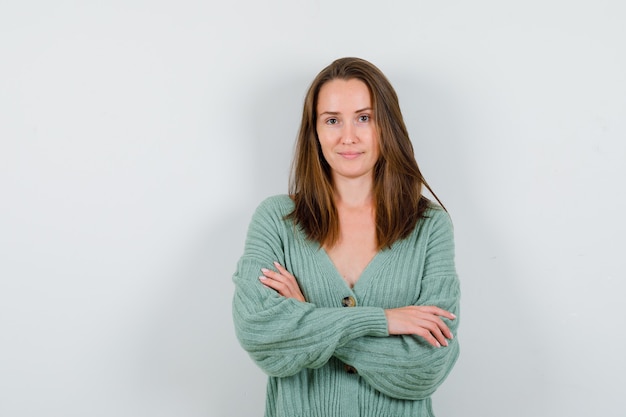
[338,152,362,160]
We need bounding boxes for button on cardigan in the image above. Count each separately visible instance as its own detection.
[232,195,460,417]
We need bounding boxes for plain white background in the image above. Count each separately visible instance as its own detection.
[1,1,625,416]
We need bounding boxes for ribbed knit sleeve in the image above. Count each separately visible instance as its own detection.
[333,209,460,400]
[232,197,389,378]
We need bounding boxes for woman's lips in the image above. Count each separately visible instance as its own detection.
[338,152,362,160]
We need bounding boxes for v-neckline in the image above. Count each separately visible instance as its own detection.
[316,245,391,294]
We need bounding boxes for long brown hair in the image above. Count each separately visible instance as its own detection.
[287,57,444,250]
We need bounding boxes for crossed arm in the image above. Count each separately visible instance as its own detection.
[259,261,456,348]
[233,201,460,400]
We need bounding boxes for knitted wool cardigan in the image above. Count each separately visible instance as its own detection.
[232,195,460,417]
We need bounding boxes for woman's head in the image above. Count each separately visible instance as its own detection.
[294,57,414,185]
[288,57,442,249]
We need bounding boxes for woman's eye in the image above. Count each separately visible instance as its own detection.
[358,115,370,122]
[326,118,338,125]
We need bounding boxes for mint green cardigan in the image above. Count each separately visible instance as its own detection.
[232,195,460,417]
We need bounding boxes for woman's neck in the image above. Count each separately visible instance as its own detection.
[332,175,374,209]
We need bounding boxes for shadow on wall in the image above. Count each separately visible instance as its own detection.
[118,208,258,416]
[393,73,553,414]
[126,72,311,416]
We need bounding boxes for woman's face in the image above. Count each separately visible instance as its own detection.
[316,78,380,183]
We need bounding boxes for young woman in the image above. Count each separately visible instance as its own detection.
[233,57,460,417]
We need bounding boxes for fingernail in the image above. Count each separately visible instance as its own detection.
[273,261,280,267]
[261,268,269,273]
[258,276,267,280]
[451,313,457,319]
[435,341,441,348]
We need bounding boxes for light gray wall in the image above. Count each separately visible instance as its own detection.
[1,1,625,416]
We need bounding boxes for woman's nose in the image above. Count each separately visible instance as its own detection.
[341,123,356,144]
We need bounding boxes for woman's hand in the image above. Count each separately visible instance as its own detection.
[384,306,456,348]
[259,262,306,302]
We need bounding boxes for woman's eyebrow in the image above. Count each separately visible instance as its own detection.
[319,107,372,117]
